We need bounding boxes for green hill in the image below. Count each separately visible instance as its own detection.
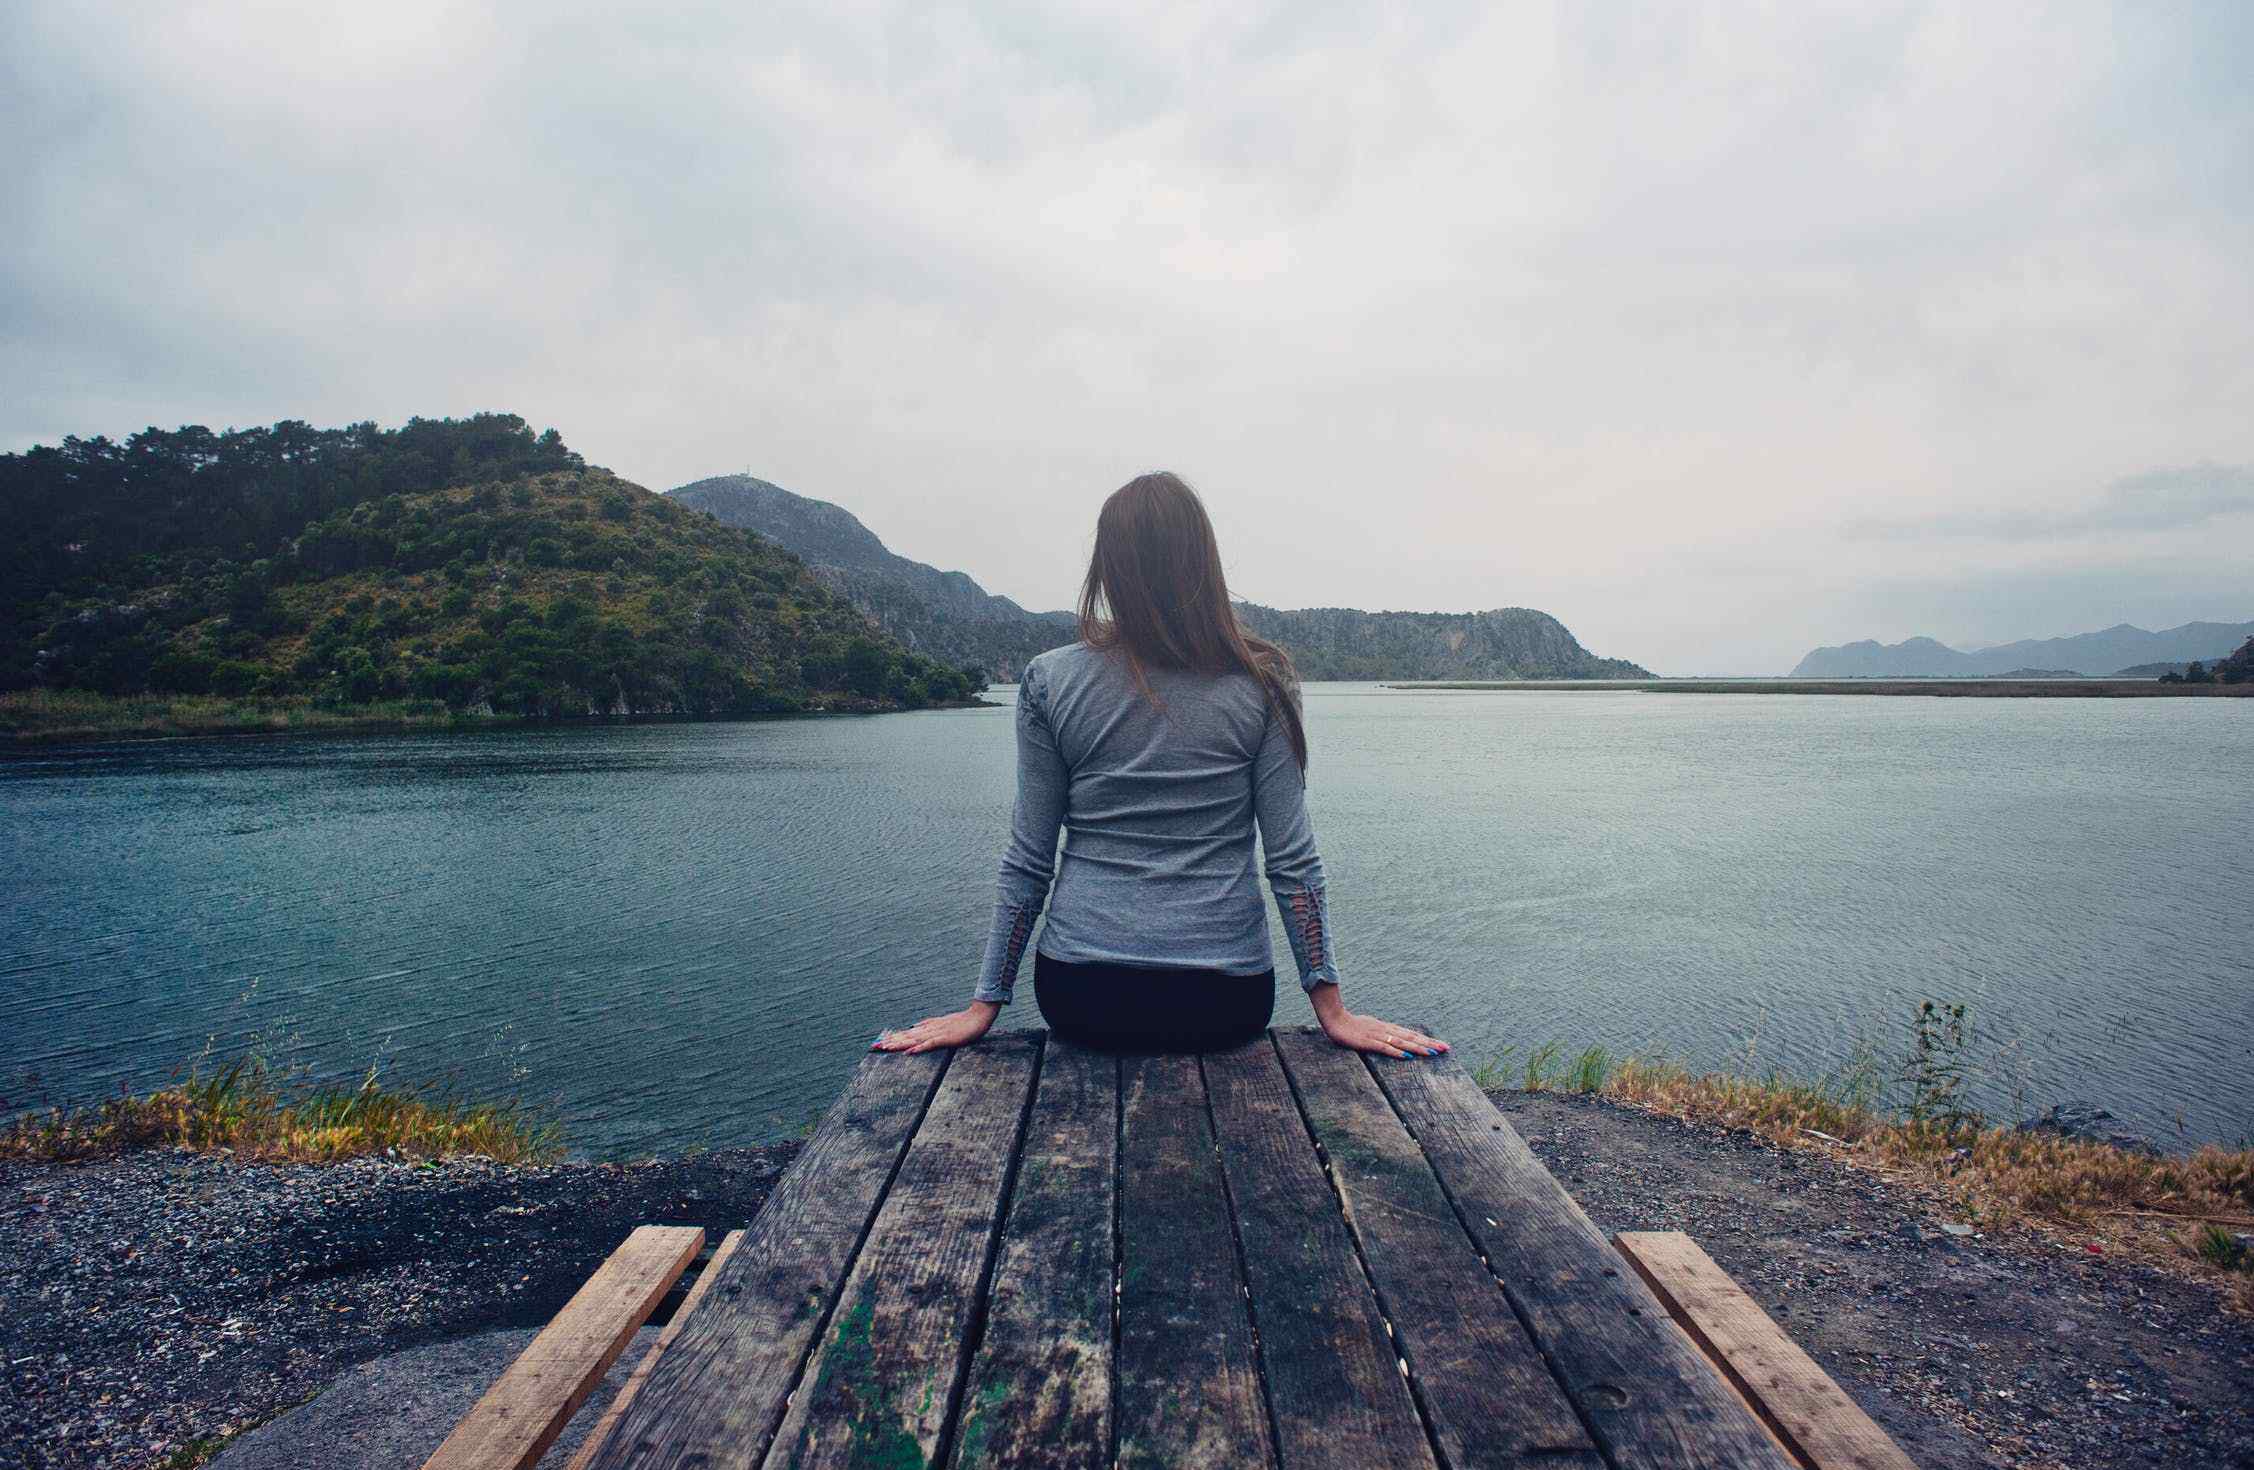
[2,416,982,730]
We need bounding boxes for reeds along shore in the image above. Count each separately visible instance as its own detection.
[1477,1039,2254,1310]
[8,1022,2250,1309]
[0,1053,560,1166]
[1392,679,2254,697]
[0,689,473,744]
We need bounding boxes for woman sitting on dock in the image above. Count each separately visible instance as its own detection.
[874,471,1450,1061]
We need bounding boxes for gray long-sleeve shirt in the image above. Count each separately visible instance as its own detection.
[972,640,1338,1005]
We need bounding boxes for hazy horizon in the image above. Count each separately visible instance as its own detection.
[7,3,2250,674]
[664,466,2250,674]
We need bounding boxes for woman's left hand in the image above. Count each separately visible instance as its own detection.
[872,1001,1000,1054]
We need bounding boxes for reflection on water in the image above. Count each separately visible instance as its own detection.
[3,688,2249,1156]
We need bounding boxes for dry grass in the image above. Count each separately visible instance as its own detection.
[1,1053,561,1166]
[1522,1049,2254,1311]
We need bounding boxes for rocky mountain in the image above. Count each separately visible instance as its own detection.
[1230,604,1651,680]
[669,475,1074,678]
[3,418,980,716]
[1791,621,2254,678]
[670,473,1652,681]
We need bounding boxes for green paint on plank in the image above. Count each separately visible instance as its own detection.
[952,1379,1008,1468]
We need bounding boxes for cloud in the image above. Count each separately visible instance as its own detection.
[3,1,2252,675]
[1850,463,2254,540]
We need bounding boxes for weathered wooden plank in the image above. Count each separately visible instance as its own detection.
[1116,1051,1277,1470]
[424,1224,704,1470]
[1200,1035,1436,1470]
[1369,1052,1800,1470]
[1616,1232,1921,1470]
[1271,1028,1604,1470]
[947,1037,1116,1469]
[761,1033,1043,1470]
[580,1048,951,1470]
[564,1231,747,1470]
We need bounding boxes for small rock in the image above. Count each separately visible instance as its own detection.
[2013,1103,2164,1158]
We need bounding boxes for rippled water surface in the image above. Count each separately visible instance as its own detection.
[4,687,2249,1155]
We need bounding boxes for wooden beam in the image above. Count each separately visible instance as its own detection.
[761,1033,1043,1470]
[1271,1029,1602,1470]
[1116,1050,1277,1469]
[423,1224,704,1470]
[1369,1052,1799,1470]
[1201,1034,1436,1470]
[947,1037,1116,1469]
[1614,1232,1920,1470]
[578,1047,950,1470]
[563,1230,746,1470]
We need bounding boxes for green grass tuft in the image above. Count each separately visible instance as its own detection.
[2,1051,560,1165]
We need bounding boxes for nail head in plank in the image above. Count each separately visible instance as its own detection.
[762,1033,1043,1470]
[1614,1232,1921,1470]
[564,1230,748,1470]
[581,1047,950,1470]
[423,1224,704,1470]
[1369,1052,1798,1470]
[1270,1028,1602,1470]
[1117,1050,1277,1470]
[948,1036,1116,1469]
[1201,1035,1436,1470]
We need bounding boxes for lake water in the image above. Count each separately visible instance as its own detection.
[4,686,2249,1156]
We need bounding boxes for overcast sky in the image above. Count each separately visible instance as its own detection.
[6,3,2250,673]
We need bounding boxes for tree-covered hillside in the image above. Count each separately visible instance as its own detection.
[2,417,981,717]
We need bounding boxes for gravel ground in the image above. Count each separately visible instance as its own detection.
[6,1097,2249,1470]
[0,1146,795,1470]
[1501,1090,2254,1470]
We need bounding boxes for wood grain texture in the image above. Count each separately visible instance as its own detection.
[947,1038,1116,1469]
[1116,1051,1277,1470]
[1271,1029,1603,1470]
[563,1231,747,1470]
[580,1048,951,1470]
[1369,1052,1799,1470]
[424,1224,703,1470]
[1200,1035,1436,1470]
[1615,1232,1921,1470]
[761,1033,1042,1470]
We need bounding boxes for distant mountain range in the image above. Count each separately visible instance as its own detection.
[1791,621,2254,678]
[668,474,1653,681]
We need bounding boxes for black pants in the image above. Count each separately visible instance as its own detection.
[1033,950,1275,1053]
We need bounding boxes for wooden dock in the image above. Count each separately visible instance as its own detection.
[424,1027,1917,1470]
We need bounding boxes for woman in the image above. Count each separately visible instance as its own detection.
[873,472,1449,1060]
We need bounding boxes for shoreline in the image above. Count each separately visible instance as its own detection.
[0,691,998,750]
[1388,677,2253,697]
[5,1089,2248,1470]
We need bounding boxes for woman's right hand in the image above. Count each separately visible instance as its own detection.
[1308,982,1448,1058]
